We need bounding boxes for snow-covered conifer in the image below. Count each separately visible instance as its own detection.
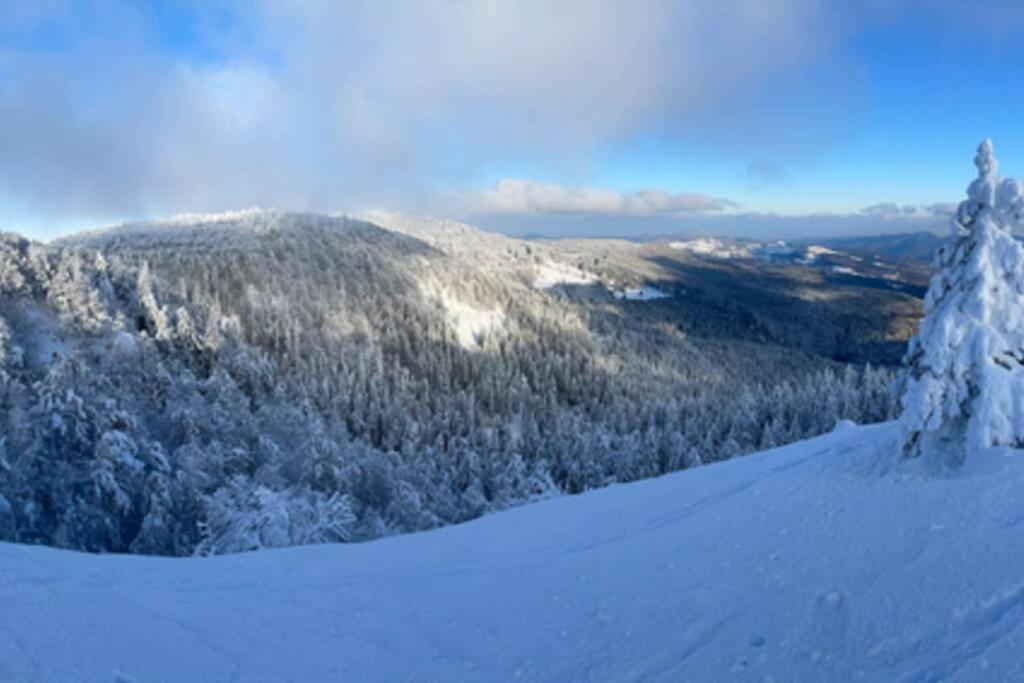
[901,140,1024,462]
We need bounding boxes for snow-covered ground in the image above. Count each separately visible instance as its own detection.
[533,260,599,289]
[669,237,758,259]
[439,294,505,350]
[669,237,795,261]
[666,238,870,273]
[799,244,840,263]
[611,285,671,301]
[5,421,1024,682]
[830,265,862,276]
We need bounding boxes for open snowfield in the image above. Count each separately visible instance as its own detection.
[4,422,1024,682]
[438,294,506,350]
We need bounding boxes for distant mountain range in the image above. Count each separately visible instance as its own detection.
[809,231,945,265]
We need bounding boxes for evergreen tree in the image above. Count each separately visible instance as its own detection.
[901,140,1024,463]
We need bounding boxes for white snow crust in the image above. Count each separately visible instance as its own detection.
[5,423,1024,682]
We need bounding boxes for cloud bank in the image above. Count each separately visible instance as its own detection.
[0,1,993,238]
[860,203,957,219]
[471,180,732,216]
[471,210,948,241]
[0,0,842,236]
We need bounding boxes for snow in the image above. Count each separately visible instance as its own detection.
[612,285,671,301]
[830,265,861,276]
[669,238,795,261]
[532,260,599,289]
[6,422,1024,682]
[67,208,273,242]
[901,139,1024,461]
[19,307,70,369]
[756,240,798,258]
[669,237,753,259]
[157,208,271,226]
[667,238,855,270]
[359,210,521,260]
[439,294,505,350]
[799,244,839,263]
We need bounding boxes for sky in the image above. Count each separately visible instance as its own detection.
[2,1,1024,240]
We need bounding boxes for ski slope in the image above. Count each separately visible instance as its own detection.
[4,421,1024,682]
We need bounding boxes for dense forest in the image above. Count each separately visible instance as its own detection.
[0,212,898,555]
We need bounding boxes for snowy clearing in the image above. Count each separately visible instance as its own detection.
[440,294,505,350]
[4,421,1024,682]
[533,260,599,289]
[611,285,671,301]
[669,237,754,259]
[669,238,795,261]
[799,244,840,263]
[830,265,861,276]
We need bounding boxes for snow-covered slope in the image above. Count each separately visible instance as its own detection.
[669,237,796,260]
[611,284,671,301]
[533,260,600,289]
[5,421,1024,682]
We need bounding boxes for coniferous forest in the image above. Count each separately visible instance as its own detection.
[0,212,901,555]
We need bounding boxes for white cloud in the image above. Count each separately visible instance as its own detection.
[2,1,985,239]
[860,202,957,219]
[471,209,949,240]
[0,0,840,235]
[471,179,731,216]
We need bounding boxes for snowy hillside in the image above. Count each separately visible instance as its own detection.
[5,421,1024,682]
[668,237,864,267]
[669,236,796,260]
[0,211,905,556]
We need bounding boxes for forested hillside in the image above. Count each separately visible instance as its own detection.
[0,211,899,555]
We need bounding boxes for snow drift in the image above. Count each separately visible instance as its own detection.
[4,421,1024,682]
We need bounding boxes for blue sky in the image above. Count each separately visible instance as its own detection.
[1,1,1023,239]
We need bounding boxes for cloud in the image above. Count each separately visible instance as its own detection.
[860,202,957,219]
[860,203,914,218]
[470,179,732,216]
[0,0,844,236]
[472,209,949,240]
[926,202,958,217]
[3,1,991,239]
[469,198,954,240]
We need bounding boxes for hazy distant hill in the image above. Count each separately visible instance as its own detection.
[809,231,944,265]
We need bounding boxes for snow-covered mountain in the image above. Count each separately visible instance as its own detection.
[815,231,945,265]
[4,420,1022,682]
[668,236,798,260]
[666,236,861,266]
[0,210,904,556]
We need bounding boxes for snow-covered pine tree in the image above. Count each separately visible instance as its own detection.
[901,139,1024,463]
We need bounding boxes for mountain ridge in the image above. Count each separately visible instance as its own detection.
[0,211,902,556]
